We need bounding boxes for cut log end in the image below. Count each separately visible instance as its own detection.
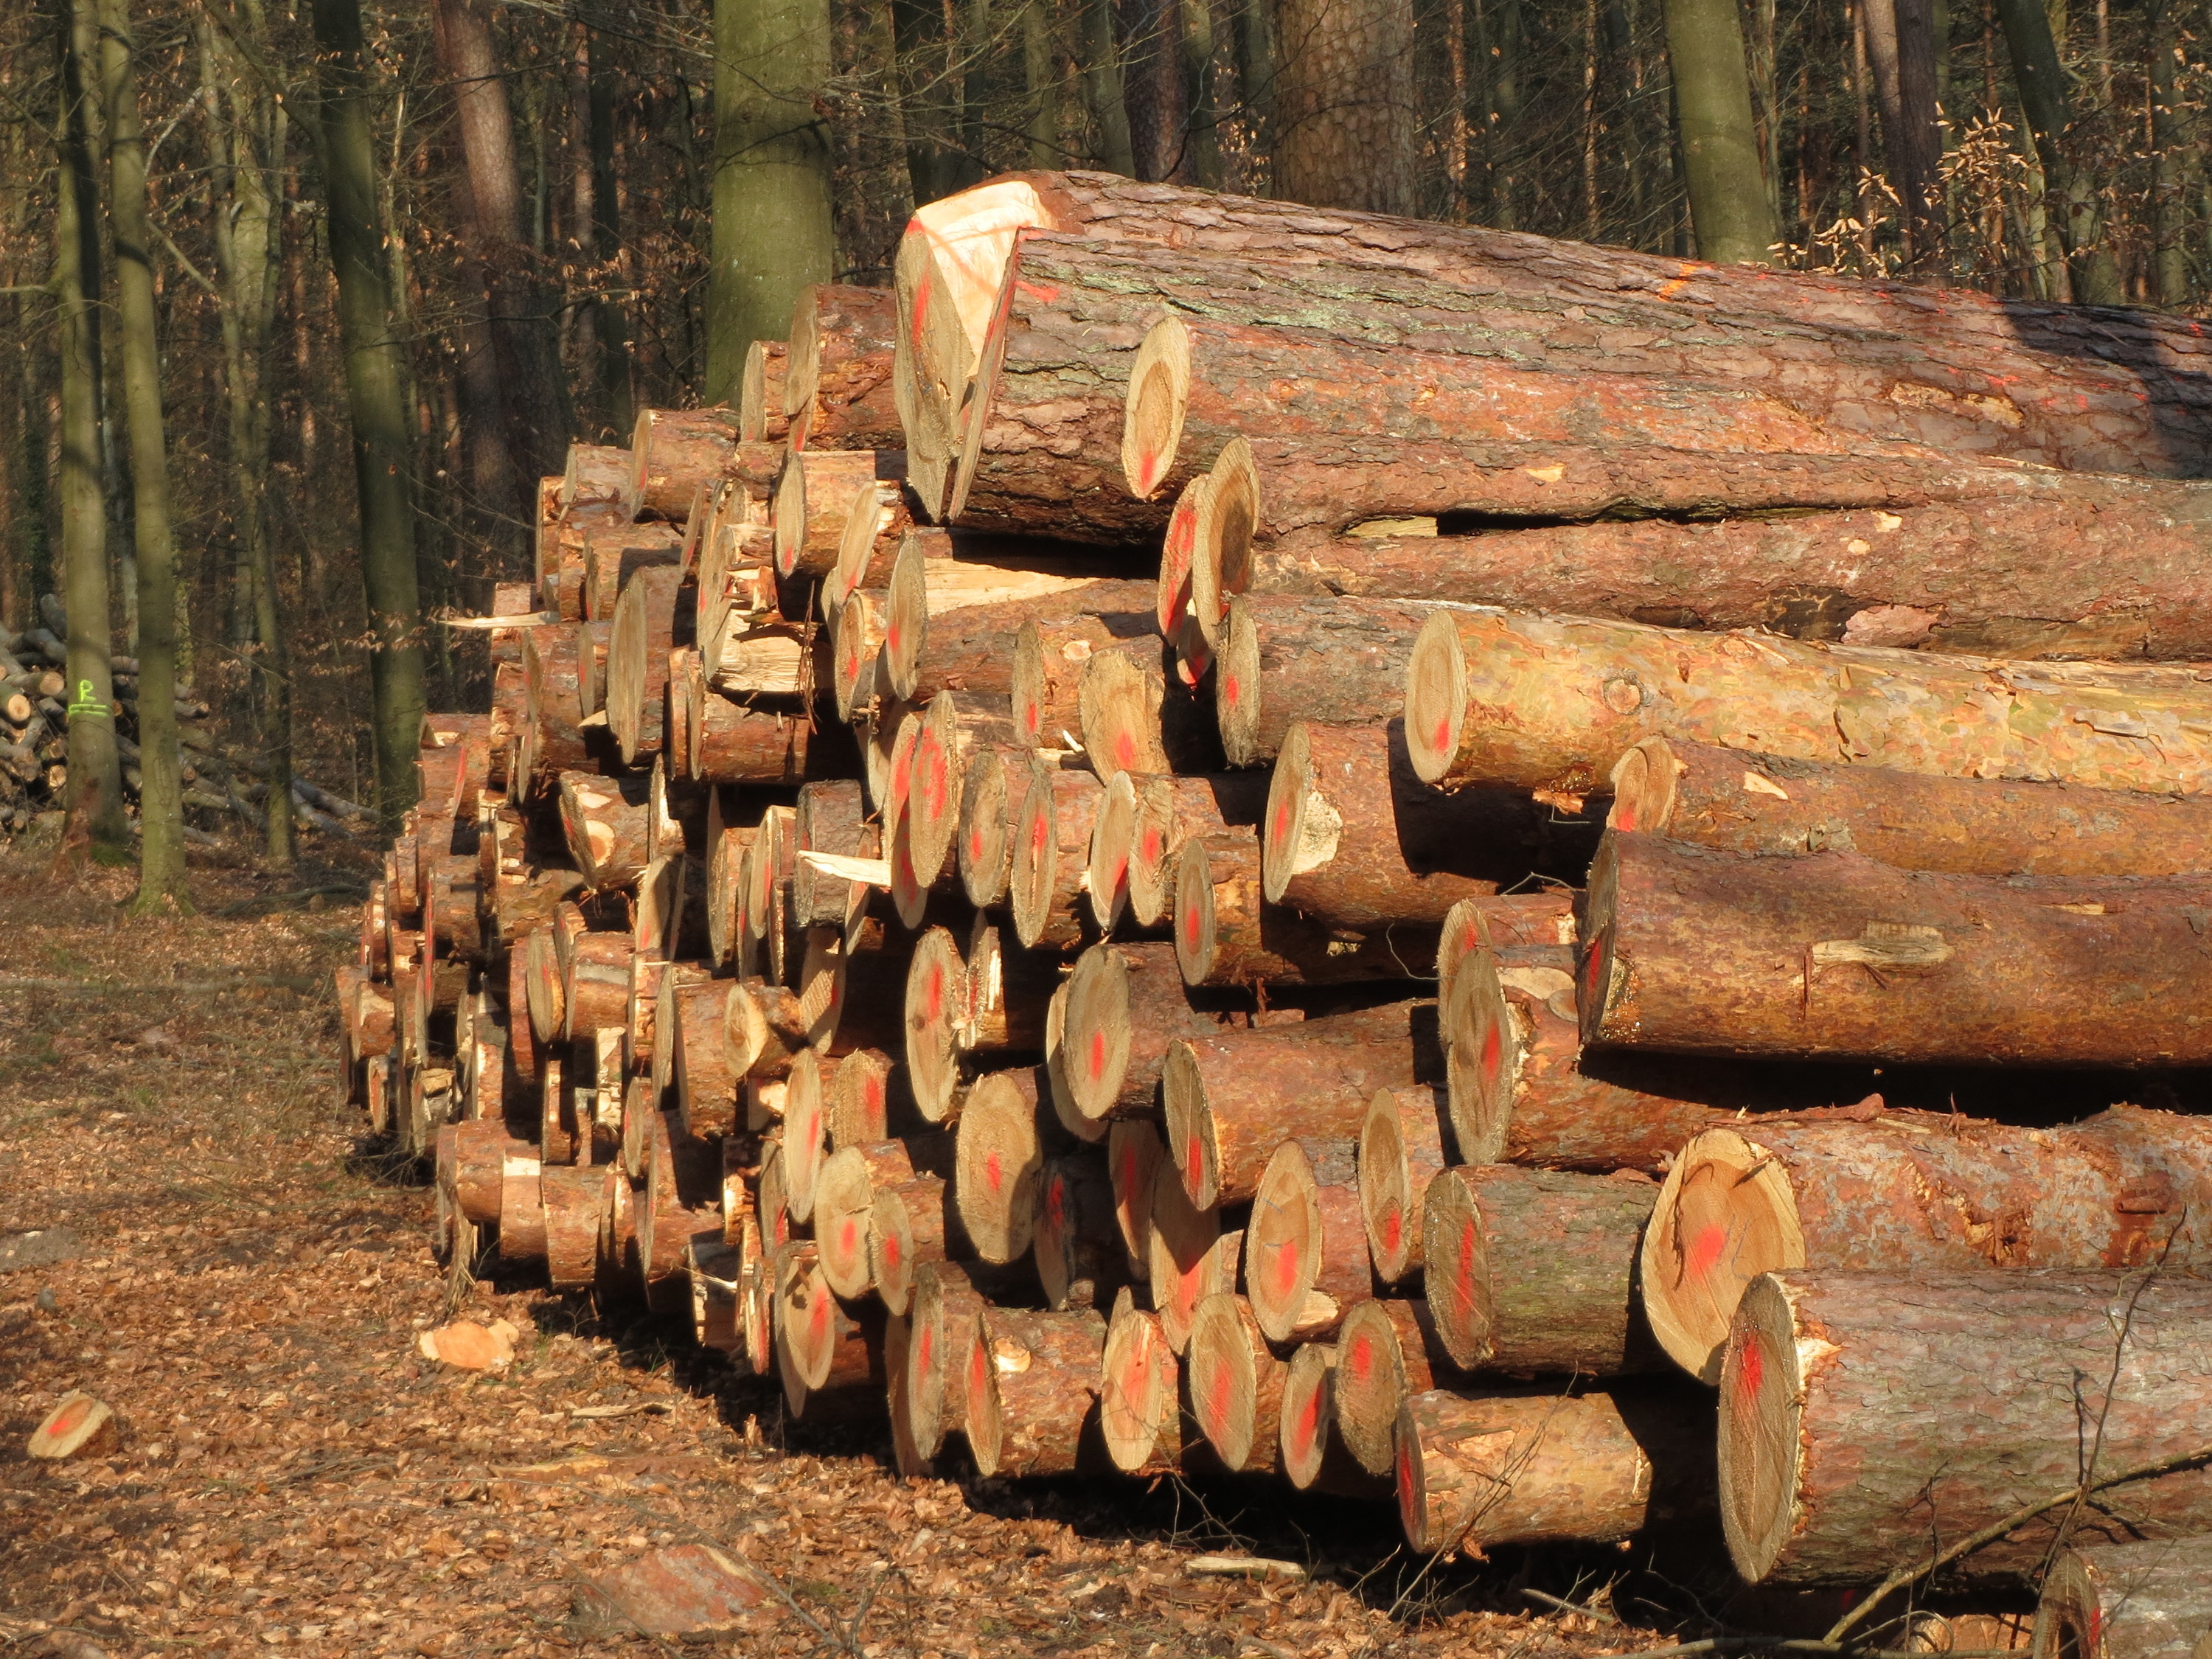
[1156,475,1209,639]
[1121,313,1192,501]
[1108,1118,1165,1276]
[1419,1166,1500,1372]
[1147,1159,1230,1354]
[1086,770,1138,931]
[1606,737,1680,836]
[1246,1138,1330,1344]
[1101,1299,1178,1473]
[1278,1343,1337,1492]
[1644,1127,1806,1382]
[1189,439,1260,648]
[1062,943,1133,1124]
[1717,1273,1805,1586]
[883,535,930,702]
[959,748,1016,909]
[1186,1293,1278,1473]
[902,926,967,1125]
[905,693,967,888]
[1402,611,1469,787]
[1215,597,1266,768]
[1172,836,1220,987]
[29,1391,116,1461]
[953,1068,1042,1263]
[1443,950,1520,1167]
[832,593,883,723]
[1357,1086,1421,1285]
[1160,1038,1220,1211]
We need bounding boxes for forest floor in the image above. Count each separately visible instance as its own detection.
[0,838,1762,1659]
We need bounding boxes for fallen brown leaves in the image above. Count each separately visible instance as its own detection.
[0,849,1682,1658]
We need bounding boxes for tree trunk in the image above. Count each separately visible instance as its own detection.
[1117,0,1191,182]
[965,1305,1107,1477]
[311,0,425,827]
[432,0,571,500]
[1357,1083,1450,1286]
[1662,0,1776,262]
[1721,1270,2212,1585]
[1650,1103,2212,1380]
[98,0,187,911]
[709,0,835,404]
[1859,0,1946,268]
[1398,1384,1714,1554]
[1172,829,1431,987]
[1403,607,2212,799]
[1332,1298,1452,1476]
[2037,1537,2212,1659]
[1164,1000,1441,1207]
[1585,832,2212,1068]
[1062,942,1231,1123]
[53,1,127,857]
[1271,0,1418,214]
[1245,1135,1369,1341]
[1992,0,2122,303]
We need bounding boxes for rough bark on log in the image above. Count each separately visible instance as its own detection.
[964,1305,1106,1478]
[896,579,1156,715]
[1645,1105,2212,1382]
[1398,1383,1715,1555]
[629,408,739,522]
[1721,1269,2212,1586]
[1358,1084,1451,1285]
[1217,595,1432,768]
[1164,1001,1442,1207]
[542,1164,602,1290]
[1583,832,2212,1067]
[1611,734,2212,877]
[1172,830,1424,987]
[1246,1136,1371,1343]
[1402,606,2212,799]
[1008,593,1165,752]
[2034,1537,2212,1659]
[784,284,900,451]
[1421,1164,1662,1375]
[689,692,816,785]
[1185,1293,1286,1475]
[561,442,633,514]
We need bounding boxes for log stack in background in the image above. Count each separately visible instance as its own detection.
[342,170,2212,1625]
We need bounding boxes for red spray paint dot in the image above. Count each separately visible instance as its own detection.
[919,1326,933,1369]
[985,1151,1004,1192]
[1114,732,1137,771]
[1431,716,1450,755]
[1274,1239,1298,1296]
[1688,1223,1728,1281]
[884,1233,902,1270]
[1088,1029,1107,1082]
[1222,675,1240,708]
[1481,1024,1502,1082]
[1349,1335,1373,1382]
[840,1220,858,1254]
[1735,1335,1764,1401]
[1382,1208,1402,1253]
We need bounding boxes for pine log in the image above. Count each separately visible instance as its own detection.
[1214,594,1431,768]
[606,567,686,764]
[783,284,900,451]
[1645,1105,2212,1382]
[776,1043,830,1225]
[1403,607,2212,799]
[1434,891,1579,995]
[541,1164,602,1290]
[1115,773,1268,931]
[1332,1298,1452,1476]
[905,1260,988,1458]
[1172,831,1430,988]
[1008,594,1165,752]
[952,1067,1049,1264]
[1107,1118,1165,1279]
[870,1172,951,1317]
[667,978,739,1138]
[1722,1269,2212,1586]
[1584,832,2212,1068]
[498,1152,547,1263]
[902,693,1020,890]
[689,692,815,785]
[827,1046,897,1147]
[830,594,883,721]
[774,448,906,582]
[581,524,682,623]
[793,779,868,929]
[1062,942,1226,1124]
[1164,1001,1442,1207]
[1277,1343,1388,1496]
[557,771,650,891]
[2034,1537,2212,1659]
[560,931,633,1045]
[1147,1161,1237,1355]
[893,579,1157,718]
[1246,1136,1371,1343]
[1101,1297,1183,1474]
[1612,734,2212,877]
[1358,1084,1450,1285]
[688,1234,745,1358]
[629,408,738,521]
[1185,1293,1286,1474]
[561,441,633,514]
[450,1117,535,1227]
[739,340,787,444]
[964,1306,1106,1478]
[815,1136,947,1299]
[1076,639,1223,779]
[1033,1153,1125,1311]
[774,1242,886,1417]
[1398,1384,1715,1555]
[956,745,1037,909]
[1012,761,1104,951]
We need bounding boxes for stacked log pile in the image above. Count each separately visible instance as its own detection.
[339,173,2212,1630]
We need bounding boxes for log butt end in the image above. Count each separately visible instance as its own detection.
[1644,1127,1806,1382]
[1402,611,1468,787]
[1717,1273,1806,1586]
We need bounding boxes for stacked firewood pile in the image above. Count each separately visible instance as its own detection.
[336,171,2212,1641]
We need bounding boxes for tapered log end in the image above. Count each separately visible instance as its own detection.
[902,927,967,1125]
[953,1069,1041,1264]
[831,593,880,723]
[1419,1167,1498,1373]
[1102,1302,1177,1472]
[1172,837,1219,987]
[1279,1343,1336,1491]
[1643,1128,1806,1382]
[1121,313,1192,501]
[1085,773,1138,931]
[1358,1088,1416,1285]
[1403,611,1468,787]
[1717,1273,1802,1585]
[1010,759,1060,951]
[1125,776,1179,928]
[1160,1040,1219,1211]
[1157,476,1210,639]
[1186,1293,1259,1472]
[1608,737,1680,835]
[1065,944,1134,1123]
[1443,951,1520,1168]
[1190,440,1261,649]
[1333,1301,1409,1477]
[1248,1140,1323,1345]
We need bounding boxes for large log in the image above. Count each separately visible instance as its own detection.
[1245,1136,1370,1343]
[1419,1164,1662,1374]
[1061,942,1230,1124]
[1184,1293,1286,1475]
[1644,1105,2212,1381]
[1331,1298,1453,1477]
[1172,830,1429,987]
[963,1306,1105,1478]
[1164,1001,1441,1206]
[783,284,900,451]
[1721,1270,2212,1585]
[952,1067,1049,1264]
[1611,734,2212,877]
[2034,1537,2212,1659]
[1398,1384,1714,1555]
[1403,606,2212,799]
[1583,832,2212,1068]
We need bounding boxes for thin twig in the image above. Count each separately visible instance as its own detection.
[1521,1586,1618,1624]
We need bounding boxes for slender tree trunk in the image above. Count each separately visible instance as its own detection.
[55,0,127,858]
[1119,0,1192,181]
[1183,0,1222,188]
[709,0,835,403]
[585,26,632,434]
[310,0,425,828]
[1663,0,1778,262]
[893,0,979,204]
[1485,0,1525,228]
[1862,0,1948,268]
[1272,0,1418,212]
[1081,0,1137,174]
[2148,0,2188,307]
[97,0,187,910]
[1233,0,1273,159]
[1024,0,1060,165]
[1992,0,2122,301]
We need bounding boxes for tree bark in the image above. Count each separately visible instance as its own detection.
[1216,596,1430,768]
[1172,829,1432,987]
[311,0,425,827]
[965,1305,1107,1477]
[2036,1537,2212,1659]
[1403,607,2212,799]
[1270,0,1418,214]
[1646,1105,2212,1381]
[1585,832,2212,1068]
[1721,1270,2212,1585]
[784,284,901,451]
[628,408,737,522]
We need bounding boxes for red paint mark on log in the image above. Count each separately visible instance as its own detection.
[1688,1223,1728,1283]
[1088,1029,1107,1082]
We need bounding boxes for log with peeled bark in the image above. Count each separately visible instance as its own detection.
[953,1067,1050,1263]
[1101,1297,1183,1474]
[1331,1298,1454,1477]
[1403,606,2212,799]
[1245,1136,1371,1343]
[773,448,906,582]
[739,340,788,445]
[1012,762,1105,951]
[627,408,739,521]
[1185,1293,1286,1475]
[606,567,686,765]
[963,1305,1107,1478]
[900,171,2212,483]
[2034,1537,2212,1659]
[1062,943,1234,1124]
[689,691,818,785]
[1398,1383,1715,1555]
[1644,1105,2212,1382]
[1217,595,1432,768]
[1171,830,1427,987]
[1149,1164,1238,1355]
[783,284,900,451]
[1721,1269,2212,1587]
[1358,1085,1450,1285]
[1165,1001,1441,1208]
[1076,639,1224,779]
[1419,1164,1662,1376]
[1032,1153,1125,1310]
[1610,734,2212,878]
[1583,832,2212,1068]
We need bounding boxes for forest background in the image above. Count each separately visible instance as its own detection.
[0,0,2203,902]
